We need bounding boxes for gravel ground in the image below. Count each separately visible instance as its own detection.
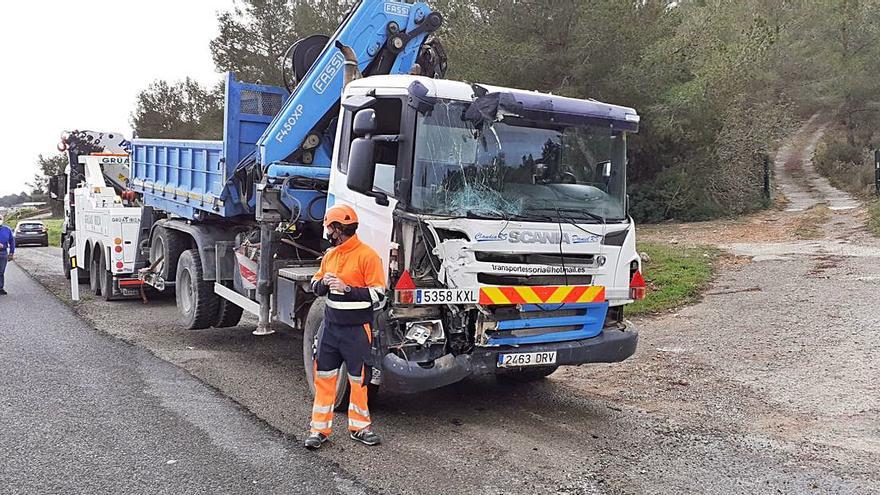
[7,119,880,494]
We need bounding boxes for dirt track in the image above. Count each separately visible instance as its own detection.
[10,117,880,494]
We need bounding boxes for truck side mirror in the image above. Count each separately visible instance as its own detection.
[347,137,389,206]
[348,138,375,193]
[598,160,612,178]
[353,108,377,137]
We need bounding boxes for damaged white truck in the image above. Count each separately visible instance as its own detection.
[328,77,645,394]
[69,0,645,403]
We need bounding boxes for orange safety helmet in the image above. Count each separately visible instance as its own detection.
[323,204,359,227]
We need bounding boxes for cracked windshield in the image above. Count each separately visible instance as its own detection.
[412,100,627,221]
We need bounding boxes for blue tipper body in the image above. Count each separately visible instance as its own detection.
[130,74,288,219]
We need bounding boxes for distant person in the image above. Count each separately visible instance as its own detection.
[0,215,15,296]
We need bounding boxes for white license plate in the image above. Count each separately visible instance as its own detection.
[415,288,478,305]
[497,351,557,368]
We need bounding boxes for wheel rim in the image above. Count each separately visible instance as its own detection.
[179,268,194,314]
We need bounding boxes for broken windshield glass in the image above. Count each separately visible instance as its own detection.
[411,100,627,221]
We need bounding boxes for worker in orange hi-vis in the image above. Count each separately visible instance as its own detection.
[305,204,385,450]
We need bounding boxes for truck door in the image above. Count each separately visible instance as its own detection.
[328,97,405,274]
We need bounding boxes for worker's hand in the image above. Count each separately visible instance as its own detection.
[0,242,5,249]
[328,278,349,293]
[322,273,337,285]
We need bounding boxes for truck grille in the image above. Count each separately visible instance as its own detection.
[475,251,596,265]
[478,273,593,286]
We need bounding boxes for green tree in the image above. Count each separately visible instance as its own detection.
[130,78,224,139]
[210,0,354,86]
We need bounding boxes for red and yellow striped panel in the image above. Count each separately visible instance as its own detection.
[478,285,605,305]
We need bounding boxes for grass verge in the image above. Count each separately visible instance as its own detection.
[8,218,63,247]
[869,200,880,237]
[627,242,718,317]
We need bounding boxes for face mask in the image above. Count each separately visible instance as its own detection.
[328,227,342,246]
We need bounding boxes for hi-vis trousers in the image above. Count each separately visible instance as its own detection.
[310,321,372,436]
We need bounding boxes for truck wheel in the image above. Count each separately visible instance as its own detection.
[214,287,244,328]
[99,252,116,302]
[89,252,102,296]
[62,237,71,280]
[303,298,350,410]
[151,227,187,287]
[496,366,559,384]
[176,249,220,330]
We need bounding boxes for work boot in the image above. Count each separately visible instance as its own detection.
[350,428,381,446]
[0,289,7,295]
[304,432,328,450]
[305,431,329,450]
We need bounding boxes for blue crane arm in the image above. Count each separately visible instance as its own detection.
[256,0,441,170]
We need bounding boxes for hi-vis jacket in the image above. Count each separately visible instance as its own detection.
[311,235,387,325]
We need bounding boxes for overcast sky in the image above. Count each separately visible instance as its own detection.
[0,0,234,196]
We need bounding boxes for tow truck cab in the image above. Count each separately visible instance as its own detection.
[320,75,642,392]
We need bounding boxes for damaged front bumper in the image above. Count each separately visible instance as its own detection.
[380,322,638,394]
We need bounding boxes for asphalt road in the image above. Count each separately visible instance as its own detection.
[0,262,366,495]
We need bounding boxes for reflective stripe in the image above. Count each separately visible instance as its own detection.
[347,373,363,384]
[316,369,339,378]
[312,404,333,414]
[348,418,371,429]
[349,403,370,418]
[311,420,332,430]
[326,299,371,310]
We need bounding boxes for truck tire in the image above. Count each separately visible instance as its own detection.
[303,298,350,410]
[89,251,102,296]
[214,288,244,328]
[175,249,220,330]
[62,236,71,280]
[99,251,116,302]
[151,227,187,287]
[496,366,559,384]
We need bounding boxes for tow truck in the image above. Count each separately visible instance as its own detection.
[53,131,146,301]
[58,0,645,402]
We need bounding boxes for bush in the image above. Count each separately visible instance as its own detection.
[814,132,875,196]
[629,168,725,223]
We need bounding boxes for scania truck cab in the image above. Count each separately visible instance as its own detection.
[297,75,642,394]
